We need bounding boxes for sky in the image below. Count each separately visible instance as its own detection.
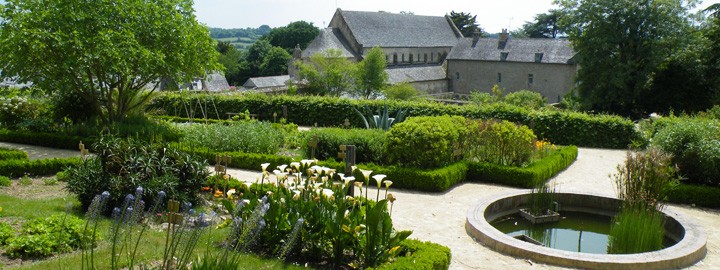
[193,0,562,33]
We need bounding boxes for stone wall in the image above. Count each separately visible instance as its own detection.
[447,60,577,103]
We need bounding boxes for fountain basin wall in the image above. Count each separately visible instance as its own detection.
[466,190,707,269]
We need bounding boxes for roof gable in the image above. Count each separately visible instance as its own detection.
[243,75,290,89]
[447,38,575,64]
[302,28,357,58]
[336,9,461,48]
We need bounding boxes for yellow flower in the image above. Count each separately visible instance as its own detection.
[383,180,393,189]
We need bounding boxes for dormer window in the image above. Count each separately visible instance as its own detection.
[535,53,544,63]
[500,52,509,61]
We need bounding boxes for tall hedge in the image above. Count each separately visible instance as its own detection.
[303,128,386,164]
[148,93,638,149]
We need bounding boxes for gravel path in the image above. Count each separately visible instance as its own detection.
[3,142,717,269]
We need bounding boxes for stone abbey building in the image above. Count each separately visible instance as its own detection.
[291,8,577,102]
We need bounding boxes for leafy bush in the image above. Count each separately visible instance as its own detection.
[148,92,638,148]
[385,115,468,168]
[65,136,209,210]
[65,115,182,142]
[0,175,11,186]
[377,239,451,270]
[667,183,720,209]
[614,148,679,210]
[0,96,54,132]
[651,119,720,185]
[466,146,578,188]
[504,90,546,109]
[382,83,423,100]
[464,119,536,166]
[303,128,386,164]
[0,147,28,161]
[0,221,13,244]
[6,214,89,258]
[0,157,81,177]
[180,121,284,154]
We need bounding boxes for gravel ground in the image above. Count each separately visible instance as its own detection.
[2,142,717,269]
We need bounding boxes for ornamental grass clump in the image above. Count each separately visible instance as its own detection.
[608,148,679,254]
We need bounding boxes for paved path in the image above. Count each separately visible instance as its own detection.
[3,142,717,269]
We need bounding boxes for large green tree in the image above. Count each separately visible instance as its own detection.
[449,11,481,37]
[520,10,566,38]
[264,21,320,51]
[0,0,218,125]
[217,41,243,85]
[355,47,389,99]
[260,47,292,76]
[295,49,356,96]
[556,0,695,116]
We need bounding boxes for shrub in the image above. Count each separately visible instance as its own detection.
[303,128,386,163]
[0,221,13,245]
[377,239,451,270]
[0,176,11,187]
[466,146,578,188]
[0,157,81,177]
[0,147,28,161]
[667,183,720,209]
[651,119,720,185]
[6,214,89,258]
[504,90,546,109]
[356,162,467,192]
[65,136,209,210]
[148,92,638,148]
[464,119,536,167]
[385,115,468,168]
[382,83,423,100]
[0,129,87,150]
[175,145,293,173]
[180,121,284,154]
[0,96,54,131]
[614,148,679,210]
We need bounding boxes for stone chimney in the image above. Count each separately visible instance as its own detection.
[471,29,481,47]
[292,44,302,59]
[498,28,509,49]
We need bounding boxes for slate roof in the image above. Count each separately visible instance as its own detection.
[243,75,290,89]
[386,65,446,84]
[302,28,357,58]
[205,72,230,91]
[337,9,461,48]
[447,38,575,64]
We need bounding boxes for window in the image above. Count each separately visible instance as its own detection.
[500,52,509,61]
[431,53,434,62]
[393,53,398,65]
[456,72,460,80]
[424,53,427,63]
[497,73,502,83]
[535,53,544,63]
[409,53,414,63]
[528,74,534,87]
[402,54,405,62]
[385,54,389,62]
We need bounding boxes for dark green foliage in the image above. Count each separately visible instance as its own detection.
[354,104,406,131]
[65,136,209,210]
[464,120,536,167]
[263,21,320,51]
[0,147,28,161]
[667,183,720,209]
[6,214,89,258]
[357,162,468,192]
[503,90,547,109]
[0,157,81,177]
[304,128,386,163]
[148,93,637,148]
[0,129,87,150]
[449,11,481,37]
[519,9,566,38]
[651,119,720,185]
[385,116,468,169]
[377,239,451,270]
[466,146,578,188]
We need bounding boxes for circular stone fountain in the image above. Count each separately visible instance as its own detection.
[466,190,707,269]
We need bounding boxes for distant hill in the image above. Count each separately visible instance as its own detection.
[209,25,271,50]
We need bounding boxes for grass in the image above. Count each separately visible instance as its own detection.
[607,205,665,254]
[0,180,307,270]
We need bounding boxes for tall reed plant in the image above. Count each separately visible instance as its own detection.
[608,205,665,254]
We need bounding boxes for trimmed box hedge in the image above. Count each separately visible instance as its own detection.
[667,183,720,209]
[0,147,28,161]
[0,129,88,150]
[355,162,469,192]
[0,157,81,177]
[304,128,386,164]
[379,239,452,270]
[173,145,293,173]
[466,146,578,188]
[148,93,638,149]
